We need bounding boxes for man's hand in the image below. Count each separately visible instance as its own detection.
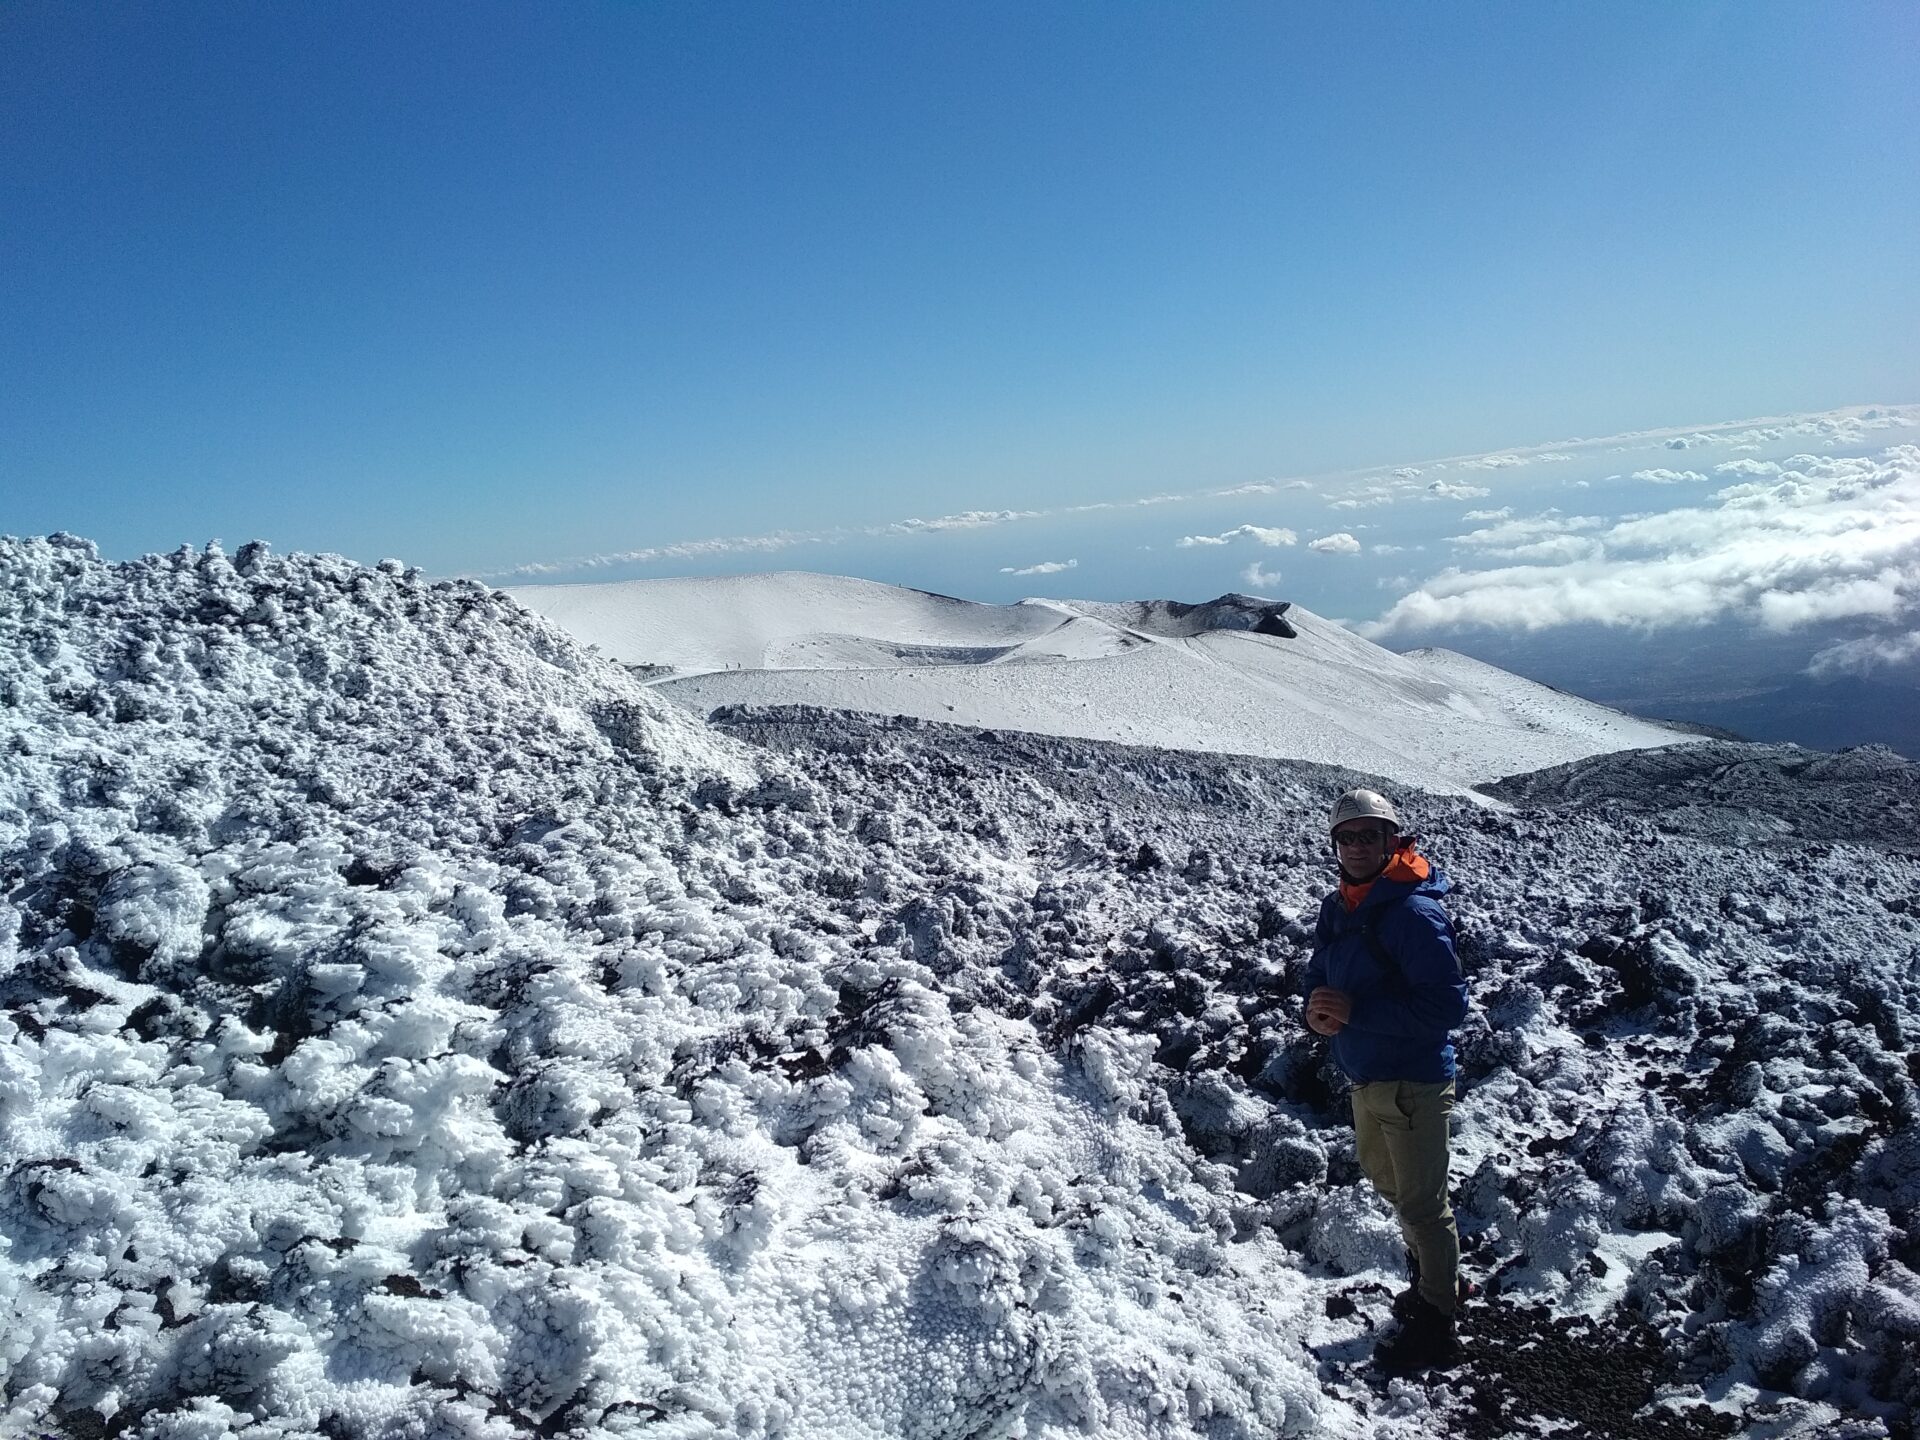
[1307,987,1351,1036]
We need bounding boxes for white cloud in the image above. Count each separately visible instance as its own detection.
[1211,481,1277,497]
[1492,536,1608,564]
[1176,524,1298,549]
[1789,411,1916,446]
[1462,507,1512,522]
[1754,571,1907,629]
[1062,493,1188,515]
[1371,543,1406,555]
[1000,558,1078,576]
[1715,459,1783,478]
[1392,466,1423,480]
[1808,629,1920,678]
[1329,487,1396,510]
[485,528,821,578]
[891,508,1043,534]
[485,506,1046,579]
[1449,513,1603,551]
[1630,468,1709,485]
[1700,411,1917,454]
[1241,561,1284,591]
[1309,532,1363,555]
[1427,479,1492,500]
[1367,445,1920,642]
[1283,479,1312,490]
[1460,450,1571,466]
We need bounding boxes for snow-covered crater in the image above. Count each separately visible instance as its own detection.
[510,571,1699,798]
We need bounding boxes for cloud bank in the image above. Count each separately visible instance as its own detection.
[485,404,1914,582]
[1367,446,1920,675]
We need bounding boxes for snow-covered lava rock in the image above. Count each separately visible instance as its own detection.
[3,534,1917,1440]
[0,537,1328,1440]
[713,709,1920,1439]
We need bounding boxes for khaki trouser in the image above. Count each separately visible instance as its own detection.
[1351,1079,1459,1314]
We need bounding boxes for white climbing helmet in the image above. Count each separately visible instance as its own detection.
[1328,788,1401,834]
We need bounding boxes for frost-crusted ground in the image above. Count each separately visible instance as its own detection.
[713,707,1920,1440]
[3,536,1917,1440]
[2,537,1342,1440]
[1482,740,1920,853]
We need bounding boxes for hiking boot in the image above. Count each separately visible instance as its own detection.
[1391,1272,1476,1321]
[1373,1298,1459,1373]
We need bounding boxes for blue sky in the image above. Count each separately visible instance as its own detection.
[3,3,1917,639]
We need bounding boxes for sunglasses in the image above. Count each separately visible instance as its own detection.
[1333,828,1388,847]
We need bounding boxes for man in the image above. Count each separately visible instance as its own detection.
[1304,787,1470,1372]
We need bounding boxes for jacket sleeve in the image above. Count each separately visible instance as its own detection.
[1302,898,1331,1023]
[1344,896,1468,1038]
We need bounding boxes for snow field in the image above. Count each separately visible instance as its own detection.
[503,573,1102,676]
[510,572,1695,798]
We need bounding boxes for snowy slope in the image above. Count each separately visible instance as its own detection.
[512,573,1693,796]
[5,536,1916,1440]
[506,572,1144,674]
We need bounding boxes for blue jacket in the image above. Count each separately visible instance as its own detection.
[1303,856,1468,1084]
